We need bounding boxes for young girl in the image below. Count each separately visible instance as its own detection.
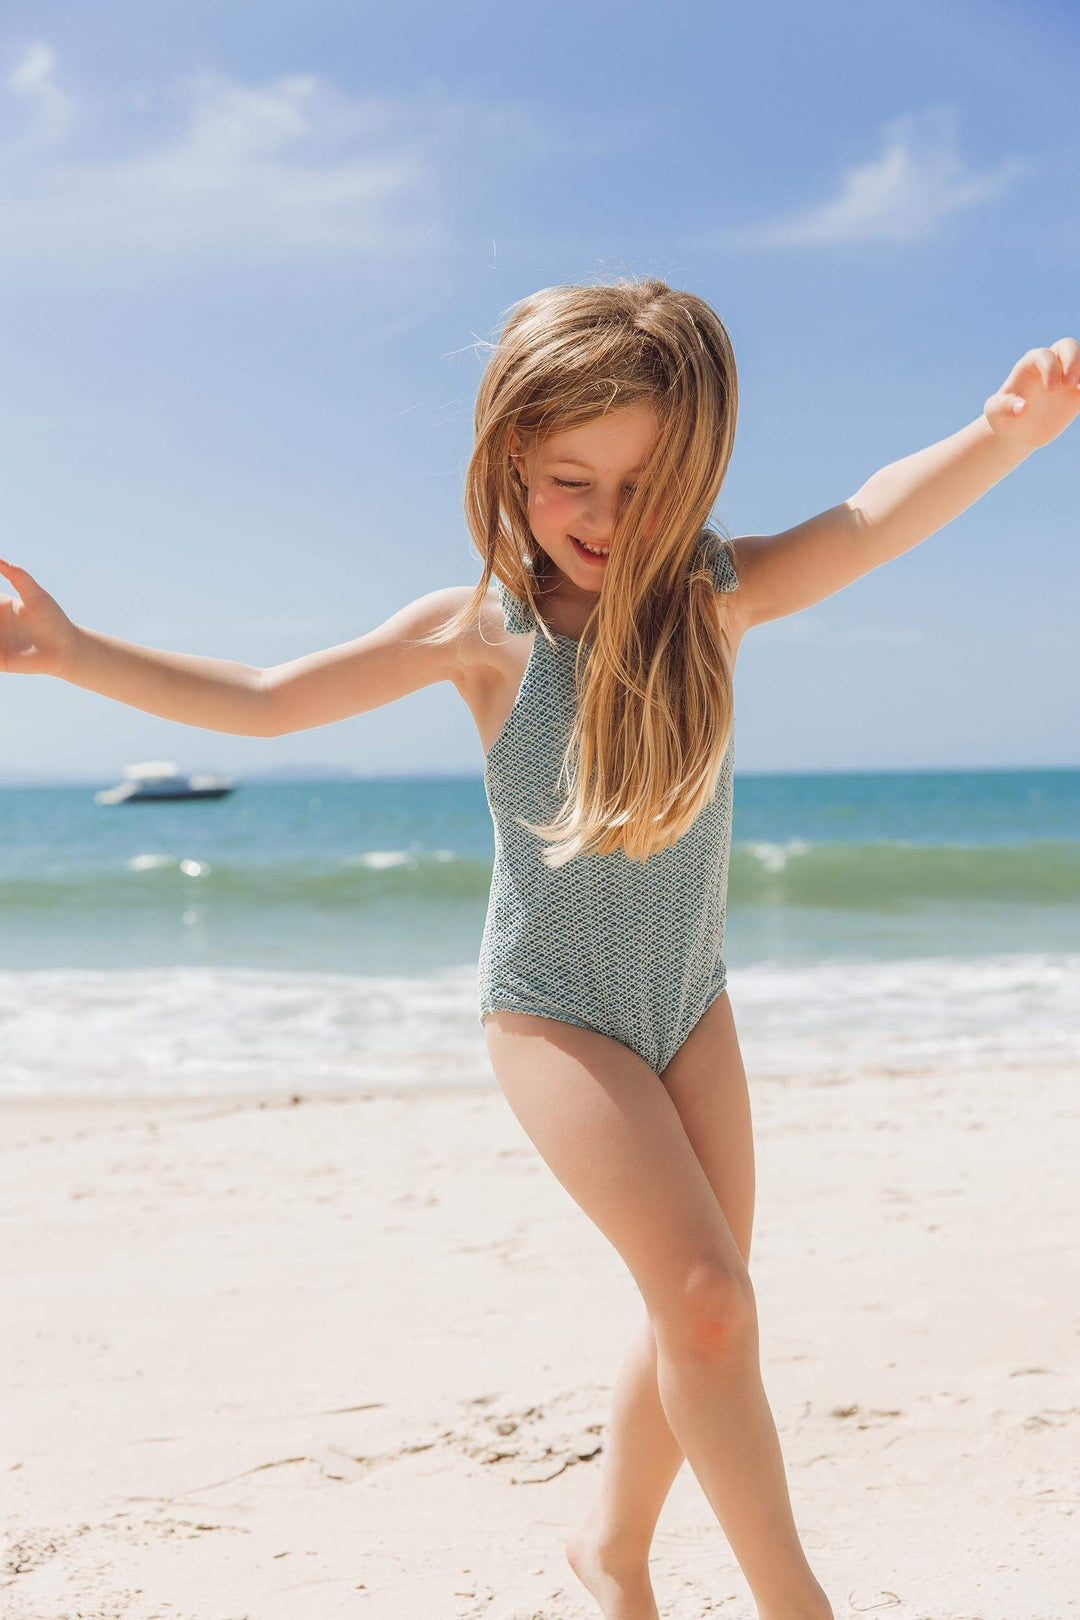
[1,278,1077,1620]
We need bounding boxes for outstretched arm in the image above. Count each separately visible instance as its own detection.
[258,587,469,735]
[730,339,1080,631]
[0,559,469,737]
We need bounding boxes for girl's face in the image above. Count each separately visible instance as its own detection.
[510,401,659,591]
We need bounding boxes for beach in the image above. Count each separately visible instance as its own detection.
[3,7,1077,1614]
[3,1056,1078,1620]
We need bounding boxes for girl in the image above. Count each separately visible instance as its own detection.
[1,278,1077,1620]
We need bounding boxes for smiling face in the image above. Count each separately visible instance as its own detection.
[510,400,660,592]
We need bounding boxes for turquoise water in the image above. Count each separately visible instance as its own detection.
[1,767,1077,1093]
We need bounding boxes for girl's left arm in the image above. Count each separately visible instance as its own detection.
[731,338,1080,631]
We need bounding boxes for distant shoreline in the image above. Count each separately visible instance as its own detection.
[2,760,1079,789]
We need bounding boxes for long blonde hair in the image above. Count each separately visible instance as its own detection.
[421,274,740,868]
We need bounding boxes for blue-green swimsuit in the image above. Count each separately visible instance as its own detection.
[477,529,740,1074]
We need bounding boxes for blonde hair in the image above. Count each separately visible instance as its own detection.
[421,274,739,868]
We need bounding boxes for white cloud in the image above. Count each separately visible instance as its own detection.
[5,40,75,150]
[0,43,523,283]
[717,107,1027,249]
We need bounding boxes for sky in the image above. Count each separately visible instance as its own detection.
[0,0,1076,783]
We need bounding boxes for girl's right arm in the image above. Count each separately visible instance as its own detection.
[0,559,470,737]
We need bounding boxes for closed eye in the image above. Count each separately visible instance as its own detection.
[552,477,637,492]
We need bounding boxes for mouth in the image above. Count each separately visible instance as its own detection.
[569,534,610,563]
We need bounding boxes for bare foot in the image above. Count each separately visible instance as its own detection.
[565,1507,660,1620]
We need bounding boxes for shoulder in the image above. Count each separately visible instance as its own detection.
[406,582,518,680]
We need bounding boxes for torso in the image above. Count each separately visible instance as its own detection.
[470,568,743,1076]
[452,591,538,760]
[453,584,748,763]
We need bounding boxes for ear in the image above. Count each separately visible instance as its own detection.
[508,428,529,490]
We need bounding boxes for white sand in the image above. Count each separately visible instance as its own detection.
[1,1060,1077,1619]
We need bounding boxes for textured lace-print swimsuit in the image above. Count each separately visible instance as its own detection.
[477,529,739,1074]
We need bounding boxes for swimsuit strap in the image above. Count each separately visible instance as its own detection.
[492,528,739,634]
[698,528,740,594]
[492,572,538,634]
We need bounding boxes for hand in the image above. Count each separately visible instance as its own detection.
[983,339,1080,450]
[0,558,80,677]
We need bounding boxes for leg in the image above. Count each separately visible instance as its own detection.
[567,1303,683,1603]
[484,1008,832,1620]
[569,989,757,1592]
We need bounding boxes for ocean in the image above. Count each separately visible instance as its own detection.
[1,768,1077,1095]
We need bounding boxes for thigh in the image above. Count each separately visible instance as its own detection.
[660,989,756,1269]
[482,1010,750,1318]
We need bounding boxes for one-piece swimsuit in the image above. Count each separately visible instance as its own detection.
[477,528,739,1074]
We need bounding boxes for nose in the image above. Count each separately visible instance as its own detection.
[580,487,623,537]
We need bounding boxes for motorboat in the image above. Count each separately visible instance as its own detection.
[94,760,236,805]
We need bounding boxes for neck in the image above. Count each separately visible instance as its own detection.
[537,574,599,640]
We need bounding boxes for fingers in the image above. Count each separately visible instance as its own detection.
[0,558,34,595]
[1017,348,1060,392]
[1054,337,1080,387]
[1014,341,1080,391]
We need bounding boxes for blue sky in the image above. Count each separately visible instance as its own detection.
[1,0,1076,782]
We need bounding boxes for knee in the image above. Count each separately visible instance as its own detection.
[653,1259,757,1361]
